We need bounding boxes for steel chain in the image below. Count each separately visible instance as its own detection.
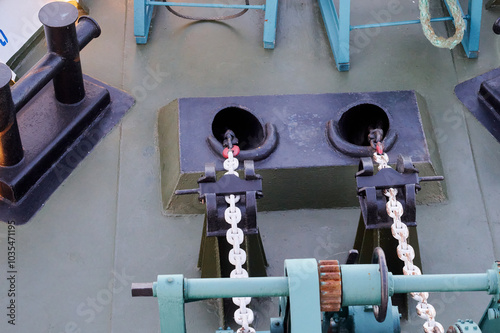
[223,148,255,333]
[372,149,444,333]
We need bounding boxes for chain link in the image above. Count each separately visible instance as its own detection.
[223,147,255,333]
[372,147,444,333]
[373,152,390,170]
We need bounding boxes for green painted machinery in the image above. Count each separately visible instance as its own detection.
[132,248,500,332]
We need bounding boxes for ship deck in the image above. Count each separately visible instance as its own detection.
[1,0,500,331]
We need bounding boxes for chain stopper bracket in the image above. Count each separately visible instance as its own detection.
[356,154,443,229]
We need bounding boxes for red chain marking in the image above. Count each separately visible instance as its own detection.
[376,142,383,155]
[223,145,240,158]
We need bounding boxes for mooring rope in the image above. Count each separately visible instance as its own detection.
[419,0,466,49]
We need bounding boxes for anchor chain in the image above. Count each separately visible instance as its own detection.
[369,130,444,333]
[223,131,255,333]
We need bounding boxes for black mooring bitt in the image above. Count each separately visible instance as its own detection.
[0,66,23,167]
[356,155,443,229]
[0,2,134,224]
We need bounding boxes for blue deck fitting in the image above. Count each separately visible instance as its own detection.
[317,0,483,71]
[461,0,482,57]
[134,0,155,44]
[263,0,278,48]
[134,0,277,48]
[318,0,350,71]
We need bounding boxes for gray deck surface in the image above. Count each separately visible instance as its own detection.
[1,0,500,332]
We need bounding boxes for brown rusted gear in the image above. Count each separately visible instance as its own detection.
[318,260,342,312]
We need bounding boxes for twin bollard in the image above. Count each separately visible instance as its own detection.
[0,2,134,223]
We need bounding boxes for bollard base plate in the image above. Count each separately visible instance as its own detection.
[456,68,500,143]
[0,75,134,224]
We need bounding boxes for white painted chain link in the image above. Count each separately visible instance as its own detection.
[224,149,239,177]
[373,152,444,333]
[373,152,390,170]
[223,148,255,333]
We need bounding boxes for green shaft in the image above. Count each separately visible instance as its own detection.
[340,264,498,306]
[182,277,290,301]
[391,273,491,294]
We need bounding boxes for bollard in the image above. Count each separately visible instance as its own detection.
[39,2,85,104]
[0,65,23,166]
[0,3,134,224]
[12,3,101,110]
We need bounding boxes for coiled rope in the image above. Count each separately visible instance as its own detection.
[419,0,466,49]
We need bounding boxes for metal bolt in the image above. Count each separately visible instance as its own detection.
[488,308,500,319]
[167,277,174,283]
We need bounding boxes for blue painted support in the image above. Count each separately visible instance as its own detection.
[155,275,187,333]
[478,262,500,332]
[317,0,350,71]
[134,0,155,44]
[284,259,322,332]
[263,0,278,49]
[318,0,482,71]
[479,299,500,332]
[134,0,275,48]
[461,0,482,58]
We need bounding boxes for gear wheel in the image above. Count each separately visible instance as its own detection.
[318,260,342,312]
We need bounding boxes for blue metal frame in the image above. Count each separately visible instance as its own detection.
[317,0,483,71]
[134,0,278,48]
